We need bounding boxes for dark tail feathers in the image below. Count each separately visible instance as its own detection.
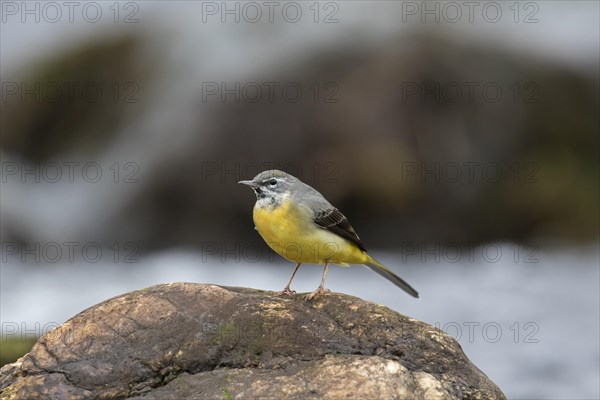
[365,260,419,298]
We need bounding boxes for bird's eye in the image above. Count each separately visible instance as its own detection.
[269,179,277,186]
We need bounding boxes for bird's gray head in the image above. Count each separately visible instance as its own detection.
[238,170,299,206]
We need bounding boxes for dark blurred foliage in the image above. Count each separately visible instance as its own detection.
[0,337,37,367]
[1,35,148,161]
[1,33,598,250]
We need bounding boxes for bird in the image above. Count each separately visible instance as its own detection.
[238,169,419,300]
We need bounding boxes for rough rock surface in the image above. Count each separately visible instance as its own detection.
[0,283,505,399]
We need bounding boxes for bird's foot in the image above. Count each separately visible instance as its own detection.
[274,287,296,296]
[303,287,331,301]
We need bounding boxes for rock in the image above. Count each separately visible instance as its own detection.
[0,283,505,399]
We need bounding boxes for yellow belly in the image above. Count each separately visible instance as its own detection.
[253,200,369,265]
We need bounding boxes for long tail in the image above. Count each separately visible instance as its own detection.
[365,257,419,298]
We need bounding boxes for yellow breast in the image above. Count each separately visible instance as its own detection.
[253,199,368,265]
[253,199,305,249]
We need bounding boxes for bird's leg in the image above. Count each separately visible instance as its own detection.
[304,262,331,300]
[275,262,302,296]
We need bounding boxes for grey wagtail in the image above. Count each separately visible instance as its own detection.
[239,170,419,300]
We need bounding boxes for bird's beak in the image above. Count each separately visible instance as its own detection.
[238,180,257,187]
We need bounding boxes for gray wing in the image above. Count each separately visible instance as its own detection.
[313,207,367,252]
[295,181,367,252]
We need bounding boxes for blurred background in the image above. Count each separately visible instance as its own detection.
[1,1,598,398]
